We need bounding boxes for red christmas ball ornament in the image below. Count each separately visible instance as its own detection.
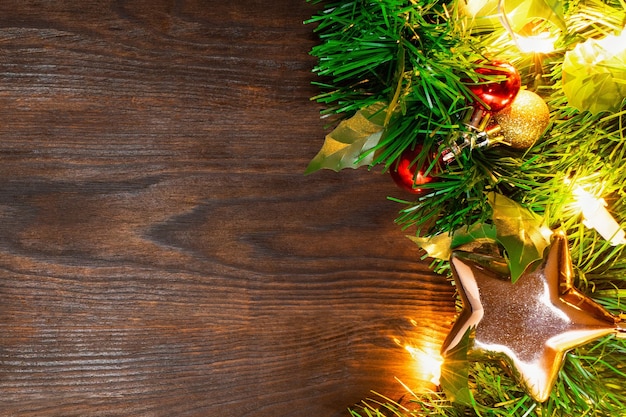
[468,60,521,113]
[390,144,438,194]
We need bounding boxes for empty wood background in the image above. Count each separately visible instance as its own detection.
[0,1,457,416]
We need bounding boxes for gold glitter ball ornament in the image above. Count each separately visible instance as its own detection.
[493,89,550,149]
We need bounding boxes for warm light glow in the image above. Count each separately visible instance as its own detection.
[496,0,560,54]
[572,186,626,245]
[404,344,443,385]
[514,19,560,53]
[516,32,558,54]
[394,318,452,390]
[596,28,626,57]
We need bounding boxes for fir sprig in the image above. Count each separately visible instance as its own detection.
[307,0,488,167]
[307,0,626,415]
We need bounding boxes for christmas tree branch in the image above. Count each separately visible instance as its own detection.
[307,0,626,414]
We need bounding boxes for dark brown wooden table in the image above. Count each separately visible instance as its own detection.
[0,1,456,415]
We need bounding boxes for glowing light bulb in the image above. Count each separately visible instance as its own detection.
[404,344,443,385]
[497,0,560,54]
[573,186,626,245]
[596,28,626,57]
[516,31,558,53]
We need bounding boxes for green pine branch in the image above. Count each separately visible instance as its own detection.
[307,0,487,166]
[308,0,626,415]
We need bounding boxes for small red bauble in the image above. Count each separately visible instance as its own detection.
[468,60,521,113]
[390,144,438,194]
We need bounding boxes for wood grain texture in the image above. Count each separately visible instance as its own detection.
[0,1,457,416]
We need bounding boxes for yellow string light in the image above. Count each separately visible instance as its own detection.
[497,0,559,53]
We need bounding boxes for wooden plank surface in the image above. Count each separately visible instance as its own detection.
[0,1,456,415]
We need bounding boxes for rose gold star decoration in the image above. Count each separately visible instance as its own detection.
[440,231,625,402]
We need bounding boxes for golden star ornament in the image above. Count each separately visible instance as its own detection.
[440,231,624,402]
